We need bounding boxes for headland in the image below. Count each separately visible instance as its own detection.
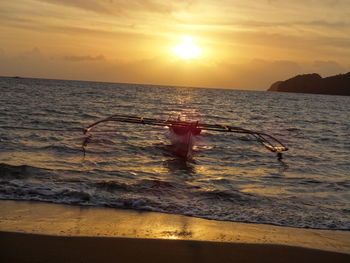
[268,72,350,96]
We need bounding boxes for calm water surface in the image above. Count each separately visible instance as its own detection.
[0,77,349,230]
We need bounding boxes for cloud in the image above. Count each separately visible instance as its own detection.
[16,47,43,60]
[64,55,105,62]
[312,60,346,76]
[1,1,349,88]
[183,19,350,29]
[1,47,349,90]
[302,20,350,28]
[211,59,304,89]
[240,19,350,29]
[38,0,194,14]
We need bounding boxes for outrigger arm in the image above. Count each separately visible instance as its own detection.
[83,114,288,158]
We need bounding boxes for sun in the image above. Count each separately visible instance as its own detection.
[173,36,201,59]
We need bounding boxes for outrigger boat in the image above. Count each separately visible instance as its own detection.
[83,114,288,159]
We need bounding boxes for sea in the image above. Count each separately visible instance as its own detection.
[0,76,349,230]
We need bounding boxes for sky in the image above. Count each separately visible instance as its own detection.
[0,0,349,90]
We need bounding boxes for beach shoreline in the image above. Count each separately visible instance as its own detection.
[0,200,349,262]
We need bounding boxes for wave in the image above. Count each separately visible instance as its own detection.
[0,163,43,179]
[1,78,350,231]
[1,165,349,230]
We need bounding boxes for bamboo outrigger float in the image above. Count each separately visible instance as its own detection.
[83,114,288,159]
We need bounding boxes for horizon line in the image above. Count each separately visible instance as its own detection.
[0,75,262,92]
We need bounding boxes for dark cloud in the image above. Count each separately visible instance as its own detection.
[38,0,194,14]
[0,12,145,40]
[64,55,105,62]
[303,20,349,28]
[16,48,43,60]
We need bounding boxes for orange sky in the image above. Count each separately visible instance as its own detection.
[0,0,349,90]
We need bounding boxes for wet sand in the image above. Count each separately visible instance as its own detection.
[0,200,349,262]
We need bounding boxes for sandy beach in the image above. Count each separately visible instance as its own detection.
[0,200,349,262]
[2,231,350,263]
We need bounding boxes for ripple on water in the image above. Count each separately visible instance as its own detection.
[0,77,349,230]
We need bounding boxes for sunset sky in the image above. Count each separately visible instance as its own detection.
[0,0,349,90]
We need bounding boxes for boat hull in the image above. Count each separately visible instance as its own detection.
[169,125,201,158]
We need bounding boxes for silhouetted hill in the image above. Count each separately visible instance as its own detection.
[268,72,350,96]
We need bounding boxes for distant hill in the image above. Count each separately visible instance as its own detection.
[268,72,350,96]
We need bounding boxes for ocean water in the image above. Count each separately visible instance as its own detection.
[0,77,349,230]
